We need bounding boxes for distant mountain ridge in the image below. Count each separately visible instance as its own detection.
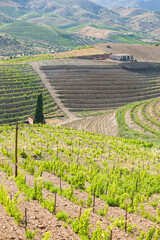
[0,0,159,58]
[5,0,119,24]
[90,0,160,11]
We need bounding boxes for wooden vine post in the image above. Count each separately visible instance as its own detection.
[79,207,82,218]
[131,190,134,207]
[110,230,112,240]
[54,192,57,214]
[125,204,128,232]
[25,208,27,232]
[93,190,96,213]
[15,122,18,178]
[60,175,62,191]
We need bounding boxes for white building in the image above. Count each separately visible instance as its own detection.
[109,54,134,61]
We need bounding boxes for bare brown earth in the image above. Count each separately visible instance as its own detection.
[77,27,116,39]
[96,43,160,62]
[0,161,158,240]
[52,47,106,58]
[0,170,79,240]
[125,109,144,133]
[64,112,119,137]
[49,43,160,63]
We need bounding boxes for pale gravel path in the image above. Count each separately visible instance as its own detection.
[30,62,78,123]
[29,61,120,134]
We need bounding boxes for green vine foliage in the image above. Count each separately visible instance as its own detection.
[91,221,111,240]
[0,184,23,224]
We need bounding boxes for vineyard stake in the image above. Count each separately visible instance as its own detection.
[56,142,58,158]
[60,175,62,191]
[15,122,18,178]
[106,182,109,195]
[136,180,138,191]
[125,204,128,232]
[79,207,82,218]
[93,190,95,213]
[25,208,27,231]
[110,230,112,240]
[131,191,134,207]
[54,192,57,214]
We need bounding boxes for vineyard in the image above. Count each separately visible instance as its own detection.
[0,44,160,240]
[38,59,160,112]
[0,124,160,239]
[64,112,118,137]
[0,64,64,124]
[116,96,160,144]
[66,96,160,144]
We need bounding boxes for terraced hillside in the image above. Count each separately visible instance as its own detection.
[0,124,160,239]
[64,111,118,137]
[0,64,64,124]
[116,96,160,144]
[36,59,160,113]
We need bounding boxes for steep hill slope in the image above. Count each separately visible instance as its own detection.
[10,0,118,22]
[0,0,159,58]
[0,64,64,124]
[91,0,160,11]
[113,7,160,40]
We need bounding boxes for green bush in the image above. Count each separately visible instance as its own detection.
[56,210,68,221]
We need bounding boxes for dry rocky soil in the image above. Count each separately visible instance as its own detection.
[0,162,158,240]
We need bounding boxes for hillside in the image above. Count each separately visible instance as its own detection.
[36,59,160,113]
[0,122,160,239]
[90,0,160,11]
[0,0,159,57]
[0,35,49,58]
[0,64,64,124]
[113,7,160,40]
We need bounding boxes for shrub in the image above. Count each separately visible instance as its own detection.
[56,210,68,221]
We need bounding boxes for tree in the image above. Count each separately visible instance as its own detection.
[34,93,44,124]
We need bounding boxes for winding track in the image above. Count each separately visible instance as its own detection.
[30,61,78,123]
[30,59,160,136]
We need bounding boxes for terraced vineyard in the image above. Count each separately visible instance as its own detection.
[0,124,160,239]
[116,96,160,144]
[0,64,64,125]
[38,59,160,112]
[64,111,118,137]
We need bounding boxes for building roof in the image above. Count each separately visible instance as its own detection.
[111,54,134,57]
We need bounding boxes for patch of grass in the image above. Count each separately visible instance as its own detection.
[19,12,42,20]
[43,13,59,18]
[108,34,147,44]
[64,24,87,32]
[0,54,75,64]
[75,45,94,50]
[56,211,68,221]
